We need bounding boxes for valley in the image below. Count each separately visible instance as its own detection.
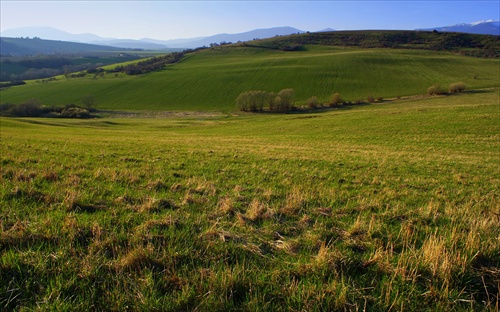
[1,30,499,310]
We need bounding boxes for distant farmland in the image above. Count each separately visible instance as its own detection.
[1,44,499,112]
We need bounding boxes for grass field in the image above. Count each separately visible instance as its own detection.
[1,90,499,310]
[1,45,499,112]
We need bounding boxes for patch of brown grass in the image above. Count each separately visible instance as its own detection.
[115,247,164,273]
[280,186,307,216]
[137,197,176,213]
[245,198,273,222]
[217,196,235,215]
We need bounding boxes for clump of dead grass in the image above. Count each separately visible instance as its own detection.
[280,186,307,216]
[217,196,235,215]
[115,246,164,273]
[246,198,273,222]
[137,197,176,213]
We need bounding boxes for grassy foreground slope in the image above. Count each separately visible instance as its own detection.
[1,91,499,310]
[1,45,499,111]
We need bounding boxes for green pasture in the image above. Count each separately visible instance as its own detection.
[1,91,499,310]
[1,45,499,111]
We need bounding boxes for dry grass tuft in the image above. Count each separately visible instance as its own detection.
[136,217,179,235]
[182,189,206,206]
[272,239,299,255]
[217,196,235,215]
[236,212,247,226]
[114,195,136,205]
[138,197,176,213]
[170,183,183,192]
[186,177,217,196]
[115,247,164,273]
[202,229,242,243]
[280,186,307,216]
[147,179,169,191]
[16,171,37,182]
[64,191,104,213]
[42,170,59,182]
[246,198,272,222]
[421,235,450,278]
[314,242,342,268]
[262,188,274,200]
[298,214,313,227]
[363,247,393,273]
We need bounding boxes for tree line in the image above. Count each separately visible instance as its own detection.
[236,89,296,112]
[236,88,383,113]
[0,95,96,118]
[237,82,467,113]
[254,31,500,58]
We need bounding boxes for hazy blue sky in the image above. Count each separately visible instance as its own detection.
[1,1,499,39]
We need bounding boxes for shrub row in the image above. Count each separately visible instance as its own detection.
[236,89,296,112]
[254,31,500,58]
[1,98,95,118]
[237,89,385,113]
[427,82,466,95]
[109,52,186,75]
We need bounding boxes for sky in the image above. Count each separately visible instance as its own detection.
[1,0,499,40]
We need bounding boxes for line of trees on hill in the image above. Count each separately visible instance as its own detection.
[107,47,207,76]
[237,82,468,113]
[108,52,184,75]
[254,31,499,58]
[236,89,377,113]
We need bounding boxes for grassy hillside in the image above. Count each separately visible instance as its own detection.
[1,90,499,310]
[0,55,144,82]
[1,45,499,112]
[253,30,500,58]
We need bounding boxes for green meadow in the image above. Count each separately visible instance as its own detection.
[1,45,499,111]
[1,90,499,310]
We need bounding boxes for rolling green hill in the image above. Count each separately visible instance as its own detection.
[1,90,499,310]
[1,43,499,112]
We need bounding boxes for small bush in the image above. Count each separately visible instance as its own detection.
[307,96,319,109]
[278,88,295,112]
[449,82,466,93]
[427,84,447,96]
[60,107,92,119]
[367,95,375,103]
[330,93,342,107]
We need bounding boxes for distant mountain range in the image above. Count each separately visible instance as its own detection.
[417,20,499,35]
[0,26,305,50]
[1,21,498,53]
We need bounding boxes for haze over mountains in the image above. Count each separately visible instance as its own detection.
[1,20,498,51]
[418,20,500,35]
[0,26,305,50]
